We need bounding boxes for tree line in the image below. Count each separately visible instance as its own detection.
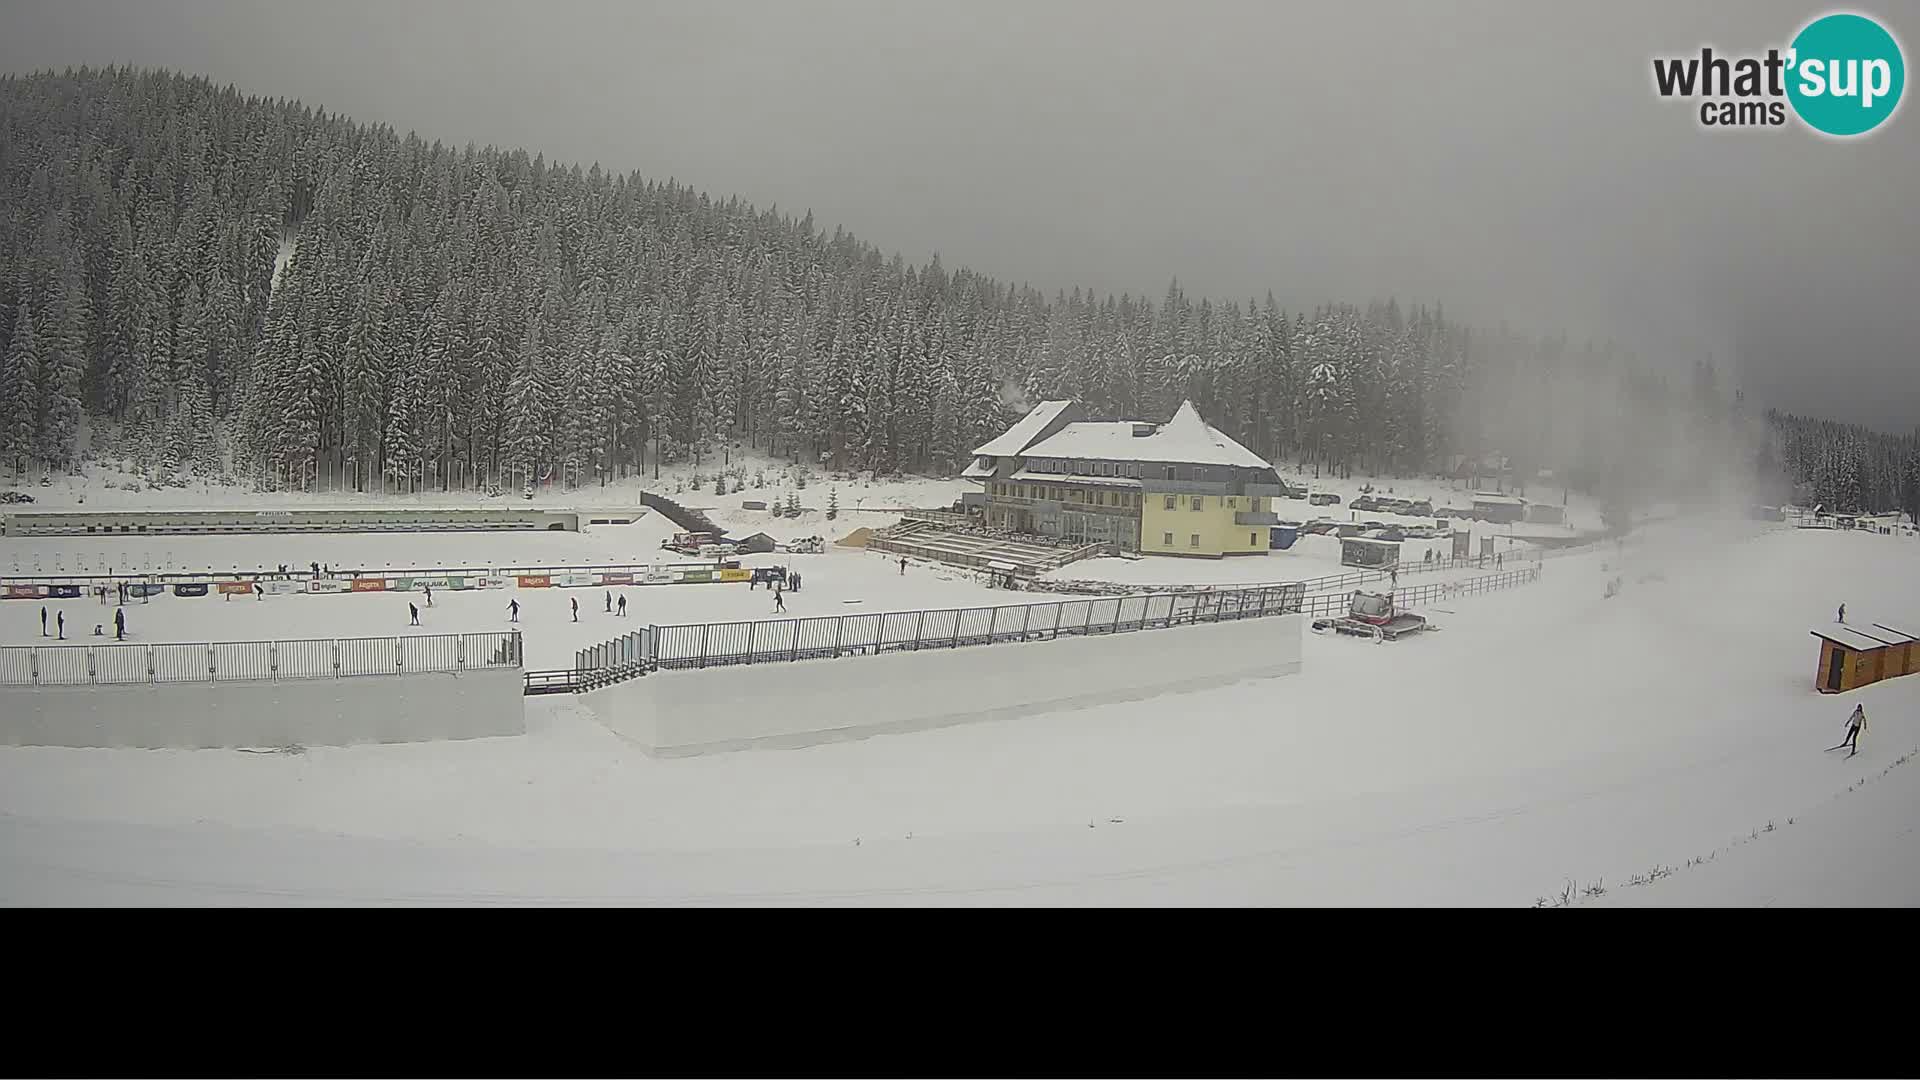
[0,66,1910,515]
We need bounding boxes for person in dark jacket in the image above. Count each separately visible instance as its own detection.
[56,610,65,639]
[114,606,125,641]
[40,605,47,636]
[424,583,433,607]
[508,599,520,622]
[617,594,628,617]
[899,557,907,575]
[254,582,264,600]
[571,597,579,622]
[774,590,786,614]
[409,602,420,626]
[605,590,613,612]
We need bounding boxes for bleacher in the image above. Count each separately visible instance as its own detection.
[867,518,1110,576]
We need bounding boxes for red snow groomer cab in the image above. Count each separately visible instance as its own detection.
[1313,589,1435,642]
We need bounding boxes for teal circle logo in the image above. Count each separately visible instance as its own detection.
[1787,13,1905,136]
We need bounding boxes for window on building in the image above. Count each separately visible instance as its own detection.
[1190,496,1203,511]
[1250,532,1258,546]
[1190,533,1201,548]
[1164,495,1176,510]
[1163,532,1173,545]
[1227,497,1237,509]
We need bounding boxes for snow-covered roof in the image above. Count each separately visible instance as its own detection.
[1020,401,1272,471]
[1472,493,1526,505]
[1870,621,1920,643]
[972,400,1075,458]
[960,459,994,480]
[1811,626,1901,652]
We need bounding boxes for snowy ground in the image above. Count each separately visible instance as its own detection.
[4,512,1916,905]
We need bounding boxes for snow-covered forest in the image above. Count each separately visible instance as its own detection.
[0,67,1911,513]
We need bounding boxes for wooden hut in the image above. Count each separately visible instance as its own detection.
[1811,622,1920,693]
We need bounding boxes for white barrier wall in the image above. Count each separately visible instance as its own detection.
[0,666,525,749]
[585,614,1303,757]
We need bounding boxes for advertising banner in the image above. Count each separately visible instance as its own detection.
[349,578,388,592]
[4,584,44,599]
[264,580,304,595]
[217,581,253,595]
[517,575,551,588]
[718,568,751,583]
[643,568,676,585]
[557,573,596,588]
[678,569,712,584]
[173,583,209,597]
[307,579,352,594]
[46,584,83,598]
[475,576,508,590]
[129,583,167,598]
[599,572,633,585]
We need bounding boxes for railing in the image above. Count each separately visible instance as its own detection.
[642,582,1306,670]
[1298,565,1541,617]
[0,630,522,687]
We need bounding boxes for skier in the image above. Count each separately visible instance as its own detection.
[774,589,786,614]
[424,583,433,607]
[1831,704,1867,757]
[311,561,320,578]
[617,594,628,617]
[56,610,65,640]
[113,606,125,641]
[605,590,613,613]
[508,599,520,623]
[899,556,907,576]
[571,597,579,622]
[40,605,47,637]
[254,582,264,601]
[1837,603,1846,623]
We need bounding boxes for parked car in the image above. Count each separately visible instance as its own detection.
[1350,495,1379,512]
[1309,492,1342,506]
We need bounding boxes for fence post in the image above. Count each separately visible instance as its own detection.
[207,643,216,680]
[270,641,279,678]
[987,606,999,642]
[832,615,844,658]
[88,646,96,684]
[1110,601,1121,634]
[394,637,404,671]
[699,624,710,670]
[456,635,465,669]
[1022,603,1033,640]
[146,644,154,680]
[746,621,758,665]
[333,639,341,676]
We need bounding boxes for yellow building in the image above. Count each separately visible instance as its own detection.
[965,400,1281,558]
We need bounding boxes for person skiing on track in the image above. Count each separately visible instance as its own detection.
[1831,704,1867,757]
[774,589,786,614]
[571,596,579,622]
[424,583,433,607]
[508,599,520,622]
[254,582,264,601]
[409,601,420,626]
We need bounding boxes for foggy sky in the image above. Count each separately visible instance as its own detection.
[3,0,1916,430]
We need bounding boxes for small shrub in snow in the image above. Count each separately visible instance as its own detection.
[827,487,838,520]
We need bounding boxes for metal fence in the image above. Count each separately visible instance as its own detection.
[637,582,1307,670]
[0,630,522,687]
[1297,565,1542,617]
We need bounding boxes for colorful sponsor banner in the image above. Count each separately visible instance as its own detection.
[643,568,676,584]
[475,576,508,590]
[46,584,83,598]
[217,581,254,595]
[349,578,388,592]
[129,583,167,598]
[556,573,597,588]
[517,575,551,588]
[678,569,712,584]
[599,572,633,585]
[717,568,752,583]
[4,584,45,599]
[173,583,209,597]
[264,580,304,595]
[307,579,352,594]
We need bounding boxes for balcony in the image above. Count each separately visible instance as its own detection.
[1235,511,1280,526]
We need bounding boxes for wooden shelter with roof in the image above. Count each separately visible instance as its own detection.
[1810,621,1920,693]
